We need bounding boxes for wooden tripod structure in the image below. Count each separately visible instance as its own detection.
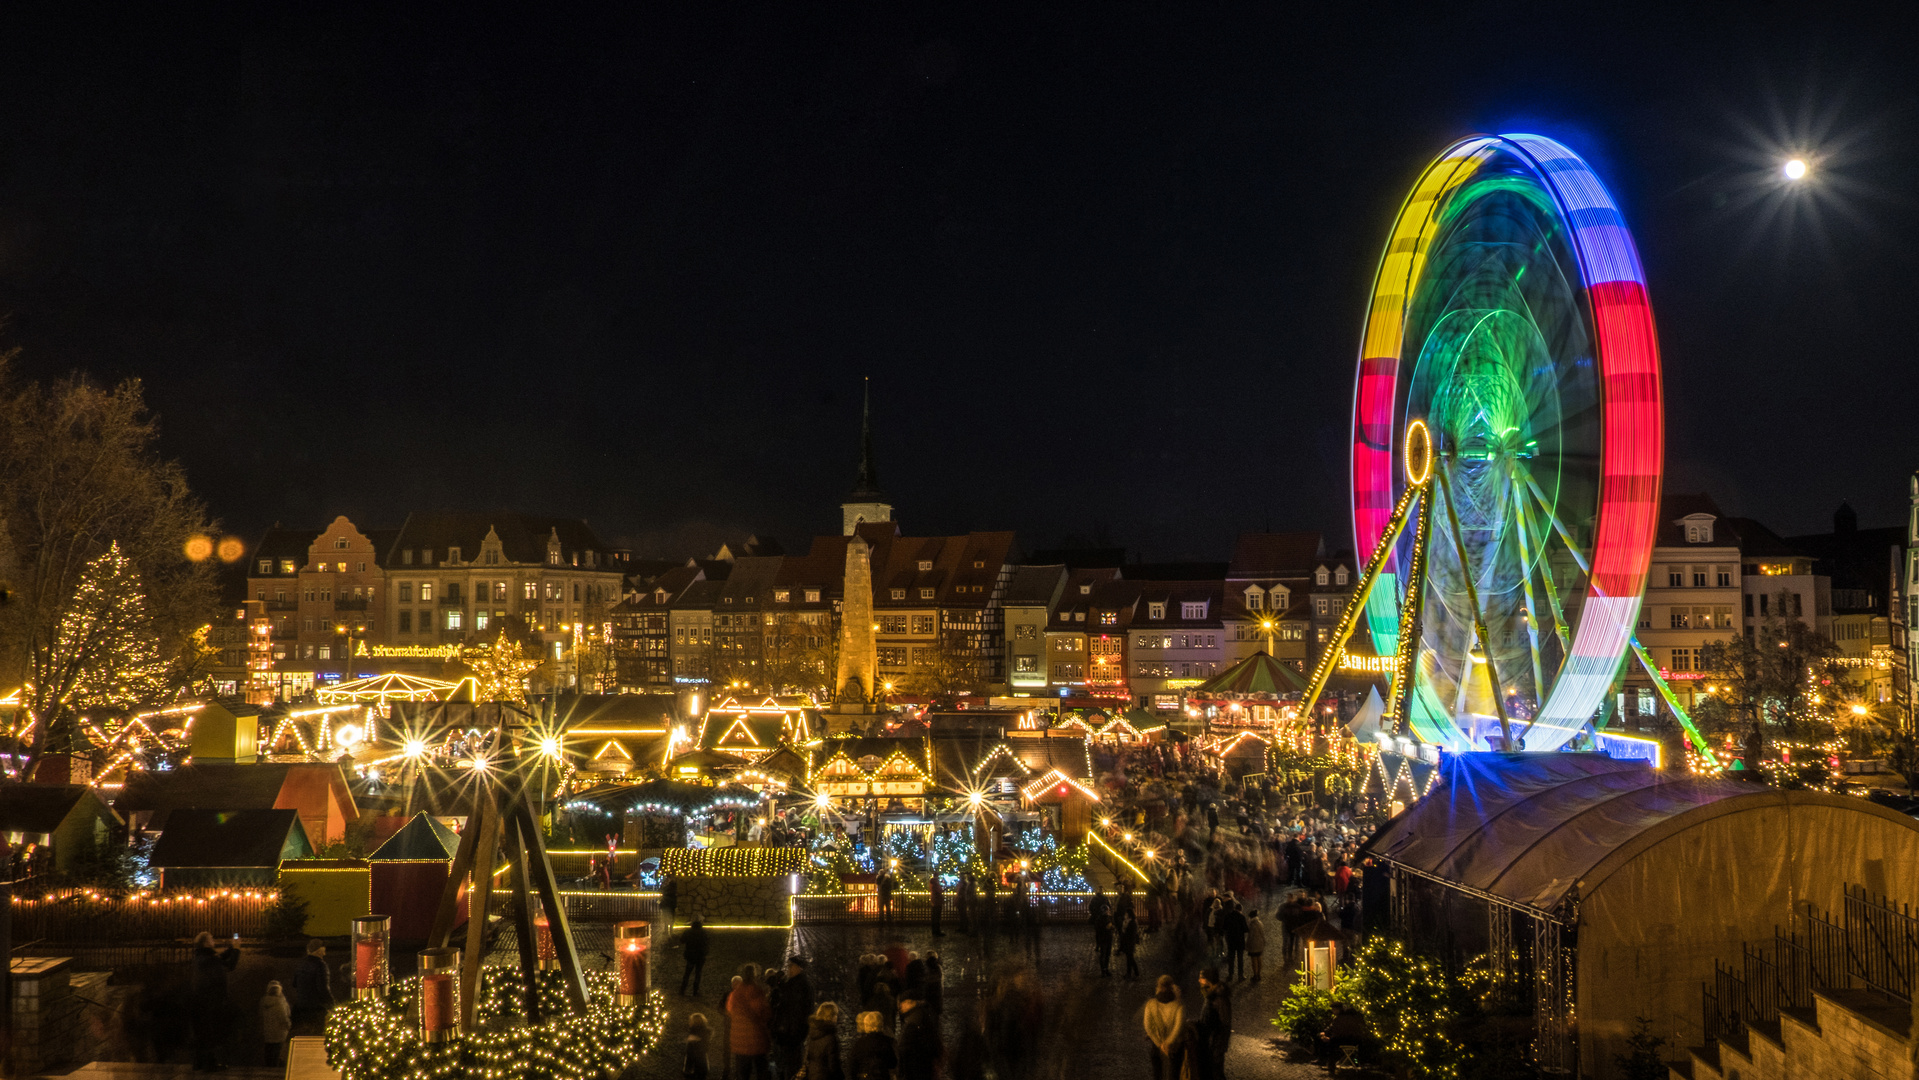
[425,727,588,1028]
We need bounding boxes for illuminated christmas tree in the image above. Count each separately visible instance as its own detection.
[56,542,171,713]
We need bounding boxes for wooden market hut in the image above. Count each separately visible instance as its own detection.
[1364,752,1919,1079]
[0,784,122,873]
[367,811,465,941]
[150,808,313,888]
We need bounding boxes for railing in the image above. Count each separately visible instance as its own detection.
[7,889,277,943]
[1696,884,1919,1053]
[1844,885,1917,1000]
[791,891,1094,925]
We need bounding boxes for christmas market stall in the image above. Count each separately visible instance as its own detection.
[368,812,466,942]
[658,845,808,927]
[1363,751,1919,1079]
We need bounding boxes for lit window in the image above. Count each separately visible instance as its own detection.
[806,589,821,603]
[476,611,491,631]
[1670,609,1689,629]
[775,590,791,603]
[524,581,538,600]
[280,559,297,574]
[420,583,433,601]
[1100,612,1117,625]
[446,610,463,631]
[318,646,331,660]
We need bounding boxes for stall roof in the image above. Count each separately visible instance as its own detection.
[1191,651,1308,697]
[1365,753,1919,914]
[568,779,762,817]
[368,812,460,861]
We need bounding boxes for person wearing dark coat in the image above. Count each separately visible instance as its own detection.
[929,875,945,937]
[1197,968,1233,1080]
[1220,901,1250,980]
[684,1013,713,1080]
[797,1004,842,1080]
[768,956,814,1079]
[876,868,897,924]
[920,952,944,1014]
[1116,910,1142,980]
[189,931,241,1071]
[288,938,334,1035]
[680,917,711,996]
[1093,904,1115,977]
[846,1012,896,1080]
[895,995,943,1080]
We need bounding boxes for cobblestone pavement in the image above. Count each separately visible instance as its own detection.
[595,889,1338,1080]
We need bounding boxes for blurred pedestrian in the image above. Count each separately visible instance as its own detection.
[769,956,814,1079]
[1245,910,1267,984]
[188,930,239,1072]
[726,964,773,1080]
[896,993,942,1080]
[290,937,334,1035]
[1117,909,1142,980]
[930,875,946,937]
[685,1013,712,1080]
[796,1002,840,1080]
[681,916,711,996]
[1142,975,1183,1080]
[847,1011,896,1080]
[259,981,291,1067]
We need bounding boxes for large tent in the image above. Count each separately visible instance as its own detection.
[1364,753,1919,1079]
[1190,651,1309,697]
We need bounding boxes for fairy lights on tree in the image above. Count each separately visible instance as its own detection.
[55,543,171,721]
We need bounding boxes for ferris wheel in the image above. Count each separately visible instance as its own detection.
[1298,134,1701,757]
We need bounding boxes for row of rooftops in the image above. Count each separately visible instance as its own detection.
[249,512,626,577]
[1661,494,1908,616]
[618,528,1357,621]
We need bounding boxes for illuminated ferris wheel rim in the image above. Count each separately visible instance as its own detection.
[1349,133,1664,751]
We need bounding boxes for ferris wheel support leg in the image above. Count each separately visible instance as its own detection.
[1435,469,1515,750]
[1384,490,1433,737]
[1628,637,1718,766]
[1297,483,1422,723]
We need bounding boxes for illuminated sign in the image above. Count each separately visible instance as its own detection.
[1656,669,1706,681]
[1340,654,1399,674]
[1162,679,1204,689]
[371,645,461,660]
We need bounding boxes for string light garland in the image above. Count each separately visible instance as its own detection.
[324,968,665,1080]
[660,846,807,877]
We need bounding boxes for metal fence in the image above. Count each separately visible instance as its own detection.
[792,891,1095,926]
[1698,884,1919,1049]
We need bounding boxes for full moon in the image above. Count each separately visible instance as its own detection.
[1783,158,1808,180]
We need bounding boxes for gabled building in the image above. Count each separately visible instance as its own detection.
[1124,581,1236,710]
[0,785,122,872]
[613,563,705,691]
[1788,502,1910,715]
[1226,532,1350,671]
[1046,568,1122,695]
[116,761,359,847]
[1000,565,1068,695]
[150,808,313,888]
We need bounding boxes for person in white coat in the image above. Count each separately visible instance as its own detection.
[260,980,293,1066]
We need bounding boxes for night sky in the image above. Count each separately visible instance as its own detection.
[0,6,1912,561]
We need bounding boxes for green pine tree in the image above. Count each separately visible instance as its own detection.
[56,543,171,714]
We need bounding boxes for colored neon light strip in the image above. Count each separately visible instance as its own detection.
[1350,134,1663,751]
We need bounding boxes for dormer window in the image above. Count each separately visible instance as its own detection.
[258,559,271,574]
[548,551,561,566]
[447,547,461,564]
[1244,588,1263,610]
[1148,602,1166,620]
[974,560,985,569]
[917,559,933,571]
[806,589,821,603]
[1079,583,1092,595]
[1182,601,1208,619]
[919,587,935,599]
[402,550,414,565]
[891,588,906,600]
[1682,514,1716,544]
[1315,567,1330,586]
[775,590,791,603]
[1335,567,1349,586]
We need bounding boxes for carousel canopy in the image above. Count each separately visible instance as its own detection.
[1190,651,1308,697]
[316,672,458,704]
[569,779,761,818]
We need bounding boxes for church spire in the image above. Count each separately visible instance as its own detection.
[840,376,894,535]
[851,376,881,497]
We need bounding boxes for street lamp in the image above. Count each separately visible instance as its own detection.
[1783,158,1808,180]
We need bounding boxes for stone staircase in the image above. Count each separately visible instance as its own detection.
[1670,988,1912,1080]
